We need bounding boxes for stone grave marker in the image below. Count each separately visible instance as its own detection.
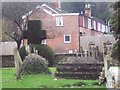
[13,47,23,79]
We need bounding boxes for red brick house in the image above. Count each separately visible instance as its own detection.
[22,2,110,53]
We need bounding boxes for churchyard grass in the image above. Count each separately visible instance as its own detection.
[2,67,106,88]
[49,67,56,74]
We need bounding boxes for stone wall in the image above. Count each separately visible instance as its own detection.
[80,35,117,51]
[1,55,15,67]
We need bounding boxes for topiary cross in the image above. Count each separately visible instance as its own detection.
[22,20,47,44]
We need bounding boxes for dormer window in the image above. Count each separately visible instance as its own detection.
[56,17,63,26]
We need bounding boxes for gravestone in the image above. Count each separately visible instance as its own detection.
[23,20,47,44]
[103,41,112,78]
[13,47,23,79]
[88,42,95,57]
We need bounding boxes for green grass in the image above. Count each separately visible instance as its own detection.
[1,67,106,88]
[49,67,56,74]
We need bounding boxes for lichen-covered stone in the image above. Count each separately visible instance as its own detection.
[20,54,51,75]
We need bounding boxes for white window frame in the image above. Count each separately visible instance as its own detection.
[106,26,108,33]
[64,34,71,43]
[102,24,105,32]
[56,17,63,26]
[97,22,101,31]
[41,39,46,45]
[93,21,96,30]
[88,18,91,29]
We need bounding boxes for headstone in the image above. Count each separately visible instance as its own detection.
[23,20,47,44]
[80,46,83,57]
[103,41,112,79]
[13,47,23,79]
[88,43,92,57]
[103,43,108,55]
[95,46,99,60]
[106,67,120,88]
[85,50,87,57]
[36,50,38,55]
[104,55,110,77]
[88,42,95,57]
[92,47,95,59]
[33,47,36,53]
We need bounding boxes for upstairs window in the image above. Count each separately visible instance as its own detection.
[41,39,46,45]
[88,18,91,29]
[102,24,105,32]
[56,17,63,26]
[93,21,96,30]
[106,26,108,33]
[64,34,71,43]
[97,23,101,31]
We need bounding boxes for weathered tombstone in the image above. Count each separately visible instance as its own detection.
[85,50,87,57]
[33,47,36,53]
[103,41,112,78]
[13,47,23,79]
[90,42,95,59]
[103,43,108,56]
[104,55,110,78]
[95,46,99,60]
[22,20,47,44]
[80,46,83,57]
[75,50,78,57]
[106,67,120,88]
[25,45,31,55]
[88,43,92,57]
[36,50,38,55]
[88,42,95,57]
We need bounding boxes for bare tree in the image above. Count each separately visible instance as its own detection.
[2,2,30,49]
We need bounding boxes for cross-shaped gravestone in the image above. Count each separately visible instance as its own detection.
[22,20,47,44]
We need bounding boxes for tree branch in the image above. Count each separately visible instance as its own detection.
[14,20,23,32]
[4,32,18,41]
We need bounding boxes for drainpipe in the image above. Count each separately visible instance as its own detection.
[78,12,81,53]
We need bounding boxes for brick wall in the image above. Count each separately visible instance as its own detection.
[24,8,109,54]
[28,9,80,53]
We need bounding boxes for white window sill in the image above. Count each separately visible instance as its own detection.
[64,41,71,44]
[56,25,63,27]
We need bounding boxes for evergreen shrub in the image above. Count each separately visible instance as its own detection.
[30,44,55,66]
[19,44,55,66]
[20,54,51,75]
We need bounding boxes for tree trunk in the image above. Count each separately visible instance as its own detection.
[17,40,21,50]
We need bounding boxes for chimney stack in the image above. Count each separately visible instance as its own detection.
[85,3,91,17]
[51,0,61,9]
